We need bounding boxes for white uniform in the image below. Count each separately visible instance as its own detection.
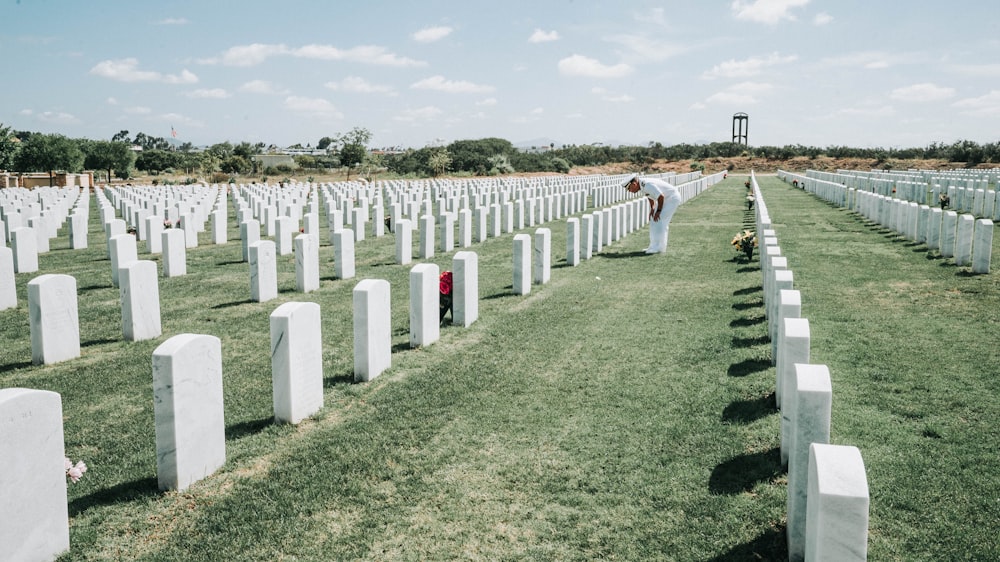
[639,177,682,253]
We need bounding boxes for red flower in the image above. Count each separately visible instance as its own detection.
[439,271,453,295]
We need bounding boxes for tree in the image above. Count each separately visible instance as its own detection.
[0,123,20,171]
[111,130,131,143]
[136,149,183,174]
[83,140,136,182]
[317,136,334,151]
[333,127,372,180]
[428,149,452,177]
[14,133,85,185]
[220,155,251,175]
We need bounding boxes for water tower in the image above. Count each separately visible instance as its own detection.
[732,112,748,145]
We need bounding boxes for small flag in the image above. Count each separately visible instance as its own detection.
[171,126,177,138]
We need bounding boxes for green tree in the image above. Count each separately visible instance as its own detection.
[317,136,335,151]
[83,140,136,182]
[111,130,131,143]
[0,123,20,170]
[428,149,452,177]
[15,133,85,185]
[447,138,515,175]
[220,155,252,175]
[334,127,373,180]
[135,149,182,174]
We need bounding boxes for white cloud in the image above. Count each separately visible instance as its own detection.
[185,88,231,99]
[953,90,1000,117]
[950,63,1000,77]
[528,29,559,43]
[607,35,685,64]
[325,76,394,95]
[293,44,425,66]
[90,58,198,84]
[821,51,905,70]
[412,26,453,43]
[730,0,810,25]
[19,109,32,115]
[530,107,544,115]
[239,80,288,95]
[890,83,956,102]
[702,52,798,79]
[393,106,443,122]
[214,43,290,66]
[157,17,189,25]
[410,75,494,93]
[284,96,344,119]
[557,54,632,78]
[476,97,497,106]
[813,12,833,25]
[591,87,633,102]
[701,82,773,106]
[37,111,81,124]
[106,97,118,105]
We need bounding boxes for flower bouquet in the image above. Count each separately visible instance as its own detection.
[65,457,87,483]
[439,270,453,323]
[731,229,758,261]
[939,193,950,209]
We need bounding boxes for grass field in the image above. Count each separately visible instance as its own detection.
[2,174,998,560]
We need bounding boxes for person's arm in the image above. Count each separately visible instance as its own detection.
[653,194,664,221]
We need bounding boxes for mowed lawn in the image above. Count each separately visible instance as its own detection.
[1,174,997,561]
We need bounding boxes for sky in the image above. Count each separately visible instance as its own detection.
[2,0,999,151]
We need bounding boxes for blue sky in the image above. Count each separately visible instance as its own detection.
[3,0,998,150]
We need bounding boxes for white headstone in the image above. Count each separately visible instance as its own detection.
[0,388,70,562]
[513,234,531,295]
[120,260,162,341]
[395,218,413,265]
[786,363,832,560]
[270,302,324,424]
[566,218,580,266]
[418,215,435,259]
[145,216,163,254]
[353,279,391,382]
[972,218,993,274]
[409,263,440,348]
[161,228,187,277]
[333,229,356,280]
[240,219,261,263]
[109,233,138,288]
[11,227,39,273]
[954,214,975,266]
[69,212,88,249]
[805,443,870,561]
[249,240,278,302]
[28,274,80,365]
[0,246,15,310]
[152,334,226,491]
[453,251,478,327]
[275,216,294,256]
[212,209,227,244]
[534,228,551,285]
[294,233,320,293]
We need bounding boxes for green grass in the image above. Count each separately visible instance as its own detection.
[1,175,998,560]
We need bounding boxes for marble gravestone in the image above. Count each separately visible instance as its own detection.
[805,443,870,561]
[11,227,39,273]
[109,233,138,288]
[513,234,531,295]
[28,274,80,365]
[409,263,440,348]
[120,260,162,341]
[353,279,391,382]
[0,388,70,562]
[270,302,324,424]
[152,334,226,492]
[0,246,15,310]
[250,240,278,303]
[161,228,187,277]
[533,228,551,285]
[453,251,479,327]
[333,229,356,280]
[294,233,320,293]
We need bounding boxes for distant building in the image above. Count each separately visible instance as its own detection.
[1,171,93,189]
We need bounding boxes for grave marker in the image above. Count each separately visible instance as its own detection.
[120,260,162,341]
[28,274,80,365]
[454,251,478,327]
[353,279,391,382]
[270,302,324,424]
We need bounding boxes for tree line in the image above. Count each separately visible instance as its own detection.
[3,122,999,184]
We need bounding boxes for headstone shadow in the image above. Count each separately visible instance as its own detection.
[736,265,760,273]
[212,299,253,309]
[225,416,273,441]
[722,392,776,424]
[726,358,771,377]
[82,338,118,348]
[706,525,787,561]
[483,289,518,301]
[0,360,33,374]
[731,334,769,348]
[708,446,781,495]
[729,315,765,328]
[324,371,355,387]
[68,476,159,516]
[731,300,763,311]
[732,286,762,296]
[595,251,647,259]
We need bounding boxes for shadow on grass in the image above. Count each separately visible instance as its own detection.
[730,315,765,327]
[483,288,519,300]
[737,266,760,273]
[722,392,776,424]
[595,251,649,259]
[732,300,763,311]
[68,476,160,517]
[212,299,252,309]
[0,360,33,374]
[324,370,355,388]
[216,260,245,266]
[727,358,771,377]
[82,338,118,348]
[706,524,787,561]
[732,286,762,296]
[79,283,111,292]
[226,416,273,441]
[731,334,769,348]
[708,446,781,495]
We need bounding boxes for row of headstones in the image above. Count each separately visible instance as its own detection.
[1,187,90,274]
[751,172,871,561]
[0,171,722,560]
[831,168,1000,194]
[779,171,993,274]
[802,169,1000,221]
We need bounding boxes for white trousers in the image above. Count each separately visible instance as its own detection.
[648,195,682,252]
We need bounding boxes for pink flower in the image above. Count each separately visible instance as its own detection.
[439,271,453,295]
[65,457,88,483]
